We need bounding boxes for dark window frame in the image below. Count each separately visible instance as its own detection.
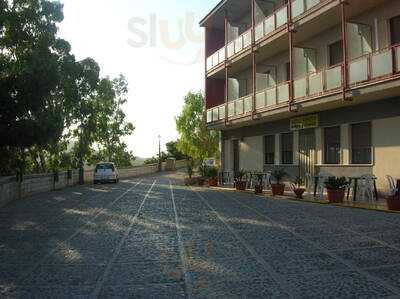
[328,40,343,66]
[324,126,341,165]
[390,15,400,46]
[281,132,293,165]
[351,122,372,165]
[264,135,275,165]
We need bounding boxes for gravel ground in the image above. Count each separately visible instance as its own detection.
[1,172,400,298]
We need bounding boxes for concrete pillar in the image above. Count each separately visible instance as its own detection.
[275,134,280,165]
[341,124,350,164]
[316,128,323,164]
[293,131,299,165]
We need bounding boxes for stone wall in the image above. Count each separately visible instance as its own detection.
[0,160,186,208]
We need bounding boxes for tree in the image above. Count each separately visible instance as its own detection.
[175,91,219,163]
[166,141,186,160]
[94,75,135,165]
[0,0,74,148]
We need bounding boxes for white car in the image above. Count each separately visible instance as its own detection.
[93,162,119,184]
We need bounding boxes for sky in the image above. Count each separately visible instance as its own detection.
[57,0,220,158]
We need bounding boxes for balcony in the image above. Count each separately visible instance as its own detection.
[255,4,288,42]
[206,44,400,125]
[205,0,335,75]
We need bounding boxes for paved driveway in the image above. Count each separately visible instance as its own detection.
[1,173,400,298]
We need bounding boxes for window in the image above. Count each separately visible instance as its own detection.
[351,122,372,164]
[281,133,293,164]
[390,15,400,45]
[264,135,275,165]
[329,40,343,66]
[324,127,341,164]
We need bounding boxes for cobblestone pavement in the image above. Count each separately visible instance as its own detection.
[1,173,400,298]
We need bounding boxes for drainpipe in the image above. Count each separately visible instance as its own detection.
[341,0,349,101]
[251,0,257,120]
[224,10,229,126]
[288,0,295,112]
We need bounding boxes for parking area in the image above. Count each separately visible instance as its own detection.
[1,172,400,298]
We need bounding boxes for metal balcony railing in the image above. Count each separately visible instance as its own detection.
[206,44,400,125]
[255,4,288,42]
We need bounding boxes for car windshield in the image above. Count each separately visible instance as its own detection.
[95,164,115,171]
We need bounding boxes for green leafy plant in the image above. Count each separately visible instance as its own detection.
[254,173,264,186]
[324,176,348,190]
[206,166,219,179]
[292,176,304,189]
[271,169,287,185]
[234,169,247,181]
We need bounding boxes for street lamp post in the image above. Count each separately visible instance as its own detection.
[158,135,162,172]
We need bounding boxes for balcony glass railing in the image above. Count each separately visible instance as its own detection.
[396,46,400,72]
[227,29,252,59]
[207,46,400,124]
[206,47,226,71]
[206,104,226,123]
[325,65,343,90]
[277,82,290,103]
[255,5,288,42]
[348,45,399,86]
[292,0,321,19]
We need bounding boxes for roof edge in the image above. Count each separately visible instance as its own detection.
[199,0,227,27]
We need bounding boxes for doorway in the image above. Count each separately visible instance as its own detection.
[299,129,316,188]
[233,140,240,174]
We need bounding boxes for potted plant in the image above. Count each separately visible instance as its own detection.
[234,169,247,191]
[387,195,400,211]
[271,169,287,196]
[292,176,306,199]
[254,173,264,194]
[206,166,219,187]
[324,176,348,203]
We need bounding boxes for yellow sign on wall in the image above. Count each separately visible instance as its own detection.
[290,114,319,131]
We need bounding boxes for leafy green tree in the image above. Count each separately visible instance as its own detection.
[166,141,186,160]
[175,92,219,163]
[95,75,135,164]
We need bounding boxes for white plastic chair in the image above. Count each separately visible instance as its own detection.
[358,174,376,202]
[315,172,332,199]
[263,172,272,189]
[305,173,314,194]
[386,175,398,196]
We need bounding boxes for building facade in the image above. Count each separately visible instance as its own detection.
[201,0,400,193]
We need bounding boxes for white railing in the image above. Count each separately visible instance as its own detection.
[255,5,288,42]
[206,104,226,123]
[293,65,342,100]
[292,0,321,19]
[227,29,252,59]
[206,47,226,71]
[348,45,400,86]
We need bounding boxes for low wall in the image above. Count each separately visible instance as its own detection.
[0,160,186,208]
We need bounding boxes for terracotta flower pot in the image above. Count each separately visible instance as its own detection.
[235,180,247,191]
[271,184,285,196]
[254,185,264,194]
[326,188,345,203]
[208,177,218,187]
[387,197,400,211]
[293,188,306,199]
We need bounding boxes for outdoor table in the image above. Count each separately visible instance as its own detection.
[314,175,379,201]
[346,176,379,202]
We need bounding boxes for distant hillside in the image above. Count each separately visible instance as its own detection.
[132,157,148,166]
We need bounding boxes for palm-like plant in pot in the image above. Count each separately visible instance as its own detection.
[206,166,219,187]
[234,169,247,191]
[324,176,349,203]
[291,176,306,199]
[271,169,287,196]
[254,173,264,194]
